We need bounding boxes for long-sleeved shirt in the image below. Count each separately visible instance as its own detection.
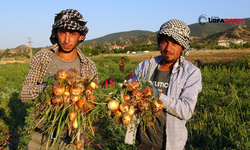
[125,55,202,150]
[21,43,98,103]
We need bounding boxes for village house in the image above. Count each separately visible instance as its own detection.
[109,45,129,50]
[217,38,244,47]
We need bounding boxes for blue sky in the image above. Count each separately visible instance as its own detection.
[0,0,249,49]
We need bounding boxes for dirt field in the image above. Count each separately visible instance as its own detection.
[1,49,250,64]
[94,49,250,62]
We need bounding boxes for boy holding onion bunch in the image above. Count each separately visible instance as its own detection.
[20,9,98,150]
[125,19,202,150]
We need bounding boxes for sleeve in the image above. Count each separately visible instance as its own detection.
[86,59,98,81]
[159,68,202,120]
[129,61,144,82]
[20,56,47,103]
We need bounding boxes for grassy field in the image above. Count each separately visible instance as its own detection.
[0,50,250,149]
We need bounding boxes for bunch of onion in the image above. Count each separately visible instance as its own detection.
[37,68,99,149]
[107,80,165,128]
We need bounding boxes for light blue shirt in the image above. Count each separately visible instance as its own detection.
[125,55,202,150]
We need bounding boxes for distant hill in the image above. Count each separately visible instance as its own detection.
[84,30,154,44]
[199,25,250,44]
[81,18,250,48]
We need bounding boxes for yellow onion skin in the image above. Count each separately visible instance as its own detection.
[122,113,131,125]
[69,110,77,121]
[83,102,95,112]
[128,106,136,116]
[86,93,94,102]
[138,99,151,112]
[53,84,66,96]
[89,82,98,90]
[51,95,64,105]
[76,99,87,108]
[62,94,71,104]
[126,81,141,91]
[142,87,154,98]
[114,109,122,117]
[85,88,92,96]
[56,69,68,83]
[77,82,85,93]
[67,67,78,77]
[131,89,143,101]
[152,99,164,112]
[120,102,130,113]
[73,140,83,149]
[70,85,82,95]
[123,94,131,102]
[107,100,119,112]
[70,94,80,102]
[73,118,78,129]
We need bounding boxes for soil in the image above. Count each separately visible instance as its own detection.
[93,49,250,63]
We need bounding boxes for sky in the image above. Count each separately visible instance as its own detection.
[0,0,249,49]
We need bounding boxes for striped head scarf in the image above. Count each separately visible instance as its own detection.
[50,9,89,44]
[156,19,191,73]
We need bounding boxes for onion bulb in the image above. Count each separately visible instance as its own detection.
[69,110,77,121]
[73,118,78,129]
[62,94,71,104]
[51,95,64,105]
[89,81,98,90]
[123,94,131,102]
[120,102,130,113]
[114,109,122,117]
[122,113,131,125]
[142,87,154,98]
[70,85,82,95]
[107,100,119,112]
[56,69,68,83]
[128,106,136,116]
[126,81,141,91]
[76,99,87,108]
[53,84,65,96]
[67,67,78,77]
[73,130,83,149]
[152,99,164,112]
[131,89,143,101]
[70,94,80,102]
[83,102,95,112]
[138,99,151,111]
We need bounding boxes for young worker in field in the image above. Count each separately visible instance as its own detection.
[194,58,203,68]
[125,19,202,150]
[20,9,98,150]
[118,57,125,73]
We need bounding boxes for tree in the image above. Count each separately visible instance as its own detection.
[243,42,250,48]
[92,48,99,56]
[83,46,92,56]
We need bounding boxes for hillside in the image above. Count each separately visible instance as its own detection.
[84,30,154,44]
[82,18,250,48]
[199,25,250,44]
[1,17,250,55]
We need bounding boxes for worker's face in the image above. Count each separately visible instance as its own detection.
[160,35,183,64]
[57,28,84,52]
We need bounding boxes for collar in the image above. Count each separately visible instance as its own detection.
[50,43,88,65]
[154,56,181,74]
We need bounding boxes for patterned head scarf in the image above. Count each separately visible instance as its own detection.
[50,9,89,44]
[156,19,191,72]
